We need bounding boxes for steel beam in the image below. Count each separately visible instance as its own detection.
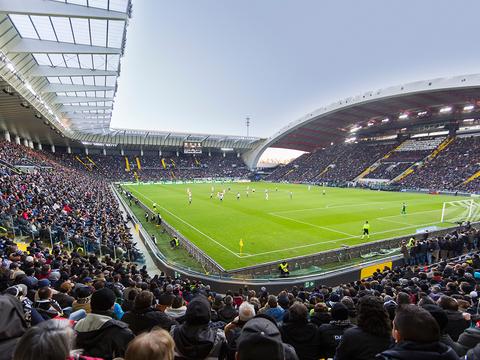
[29,65,117,77]
[6,38,121,55]
[60,105,112,112]
[0,0,128,20]
[42,84,115,93]
[52,96,114,103]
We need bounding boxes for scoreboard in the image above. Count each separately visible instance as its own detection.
[184,141,202,154]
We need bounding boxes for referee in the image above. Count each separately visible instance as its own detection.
[361,221,370,239]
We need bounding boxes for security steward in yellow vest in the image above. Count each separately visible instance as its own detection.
[279,261,290,277]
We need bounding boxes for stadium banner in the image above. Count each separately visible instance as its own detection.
[184,141,202,154]
[125,157,130,172]
[136,157,141,170]
[360,261,392,279]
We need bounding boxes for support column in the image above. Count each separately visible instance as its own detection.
[159,149,162,156]
[120,148,124,156]
[37,143,42,150]
[15,136,20,145]
[4,131,10,142]
[85,148,89,155]
[67,146,71,154]
[28,140,34,149]
[103,148,106,156]
[140,149,143,156]
[23,139,29,147]
[51,145,55,153]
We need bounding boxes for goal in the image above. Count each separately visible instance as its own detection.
[440,198,480,223]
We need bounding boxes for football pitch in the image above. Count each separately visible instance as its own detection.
[123,182,469,270]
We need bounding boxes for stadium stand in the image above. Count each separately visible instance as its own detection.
[400,136,480,191]
[366,137,446,180]
[59,152,250,182]
[267,140,398,183]
[0,140,479,359]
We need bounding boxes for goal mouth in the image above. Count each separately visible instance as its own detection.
[441,199,480,224]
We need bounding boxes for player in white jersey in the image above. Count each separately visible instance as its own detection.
[237,192,240,200]
[323,189,326,195]
[265,190,269,200]
[246,190,249,198]
[308,185,311,191]
[289,191,293,199]
[219,192,224,201]
[188,194,192,205]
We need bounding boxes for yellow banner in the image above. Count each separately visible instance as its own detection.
[195,157,200,166]
[136,157,141,170]
[161,158,166,169]
[360,261,392,279]
[125,157,130,172]
[75,156,91,171]
[170,159,176,168]
[86,156,97,168]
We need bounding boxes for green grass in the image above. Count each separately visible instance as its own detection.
[123,182,469,270]
[119,191,204,272]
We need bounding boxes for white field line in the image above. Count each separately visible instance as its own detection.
[239,220,441,258]
[269,212,355,237]
[127,188,240,258]
[377,209,442,225]
[270,202,386,215]
[269,198,446,216]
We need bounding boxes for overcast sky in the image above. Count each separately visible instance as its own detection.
[111,0,480,141]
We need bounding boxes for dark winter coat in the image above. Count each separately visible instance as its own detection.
[375,340,460,360]
[122,306,178,335]
[334,326,393,360]
[280,320,320,360]
[74,313,134,360]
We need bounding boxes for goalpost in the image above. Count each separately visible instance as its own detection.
[440,198,480,223]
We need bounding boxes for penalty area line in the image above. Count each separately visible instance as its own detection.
[239,220,441,258]
[127,188,241,258]
[269,212,355,237]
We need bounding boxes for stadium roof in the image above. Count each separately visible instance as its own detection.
[0,0,263,150]
[243,74,480,168]
[0,0,131,135]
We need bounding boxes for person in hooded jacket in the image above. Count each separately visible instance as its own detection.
[376,305,459,360]
[317,302,353,359]
[74,288,134,360]
[335,296,393,360]
[454,320,480,356]
[280,302,320,360]
[122,290,177,335]
[216,295,237,324]
[170,295,226,360]
[0,294,28,360]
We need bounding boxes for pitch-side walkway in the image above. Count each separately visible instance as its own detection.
[118,205,162,275]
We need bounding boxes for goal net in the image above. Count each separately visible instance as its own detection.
[440,199,480,223]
